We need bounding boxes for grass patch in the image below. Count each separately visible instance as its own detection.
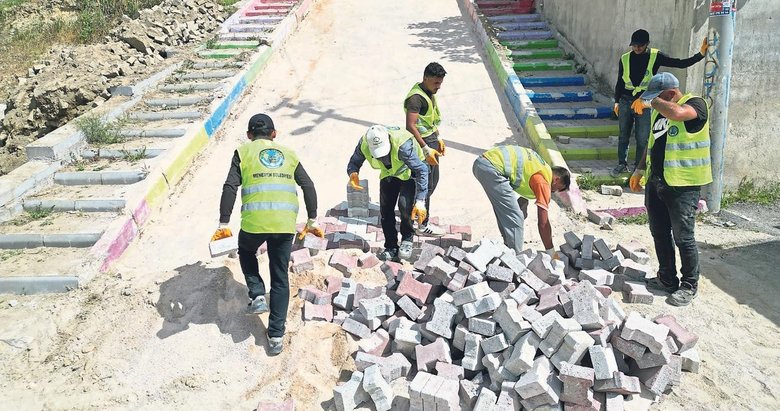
[722,178,780,209]
[77,115,126,146]
[205,36,218,49]
[121,146,147,163]
[0,249,23,262]
[576,172,599,191]
[27,205,55,220]
[617,213,649,225]
[0,0,25,21]
[74,0,163,43]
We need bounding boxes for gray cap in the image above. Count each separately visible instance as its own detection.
[640,72,680,100]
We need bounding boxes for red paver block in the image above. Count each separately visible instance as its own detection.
[329,250,358,276]
[298,285,331,305]
[358,329,391,356]
[448,224,472,241]
[303,301,333,322]
[358,252,381,268]
[290,248,314,274]
[256,398,294,411]
[325,275,341,296]
[396,271,432,306]
[653,314,698,352]
[415,337,452,373]
[594,285,613,298]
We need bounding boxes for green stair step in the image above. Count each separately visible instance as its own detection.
[559,147,636,161]
[198,49,245,59]
[507,49,564,60]
[211,41,259,49]
[513,60,573,71]
[547,125,620,138]
[501,39,559,49]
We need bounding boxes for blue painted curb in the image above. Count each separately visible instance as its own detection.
[488,14,541,23]
[519,75,586,87]
[496,21,548,31]
[497,30,553,40]
[537,107,613,120]
[528,91,593,103]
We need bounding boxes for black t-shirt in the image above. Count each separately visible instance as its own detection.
[404,87,439,141]
[650,97,708,183]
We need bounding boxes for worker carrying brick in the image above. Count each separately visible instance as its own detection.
[347,125,428,262]
[404,62,447,237]
[610,29,708,178]
[629,72,710,307]
[473,146,571,254]
[212,113,323,355]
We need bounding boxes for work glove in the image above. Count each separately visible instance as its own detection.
[411,200,427,225]
[631,98,652,115]
[438,139,446,156]
[629,169,645,193]
[211,223,232,242]
[700,38,709,56]
[297,218,324,240]
[421,145,440,166]
[545,248,561,260]
[349,172,363,190]
[613,103,619,116]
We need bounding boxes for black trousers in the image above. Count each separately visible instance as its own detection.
[237,230,294,338]
[422,135,441,226]
[380,177,416,250]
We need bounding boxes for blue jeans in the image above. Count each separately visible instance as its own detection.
[617,95,650,168]
[645,177,701,290]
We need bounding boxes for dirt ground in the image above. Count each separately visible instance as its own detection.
[0,0,778,410]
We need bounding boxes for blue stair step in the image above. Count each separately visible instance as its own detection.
[497,30,554,41]
[519,75,586,87]
[496,21,549,31]
[488,14,542,23]
[536,107,613,120]
[527,90,593,103]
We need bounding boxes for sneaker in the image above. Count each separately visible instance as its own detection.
[416,223,446,237]
[668,284,697,307]
[247,295,269,315]
[267,335,283,355]
[610,163,628,177]
[378,248,400,262]
[398,240,414,260]
[645,277,679,294]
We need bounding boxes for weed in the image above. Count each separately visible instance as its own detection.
[0,0,25,22]
[205,36,218,49]
[721,178,780,208]
[77,115,126,146]
[217,0,241,6]
[69,152,89,171]
[0,249,23,262]
[121,146,147,163]
[27,205,55,220]
[618,213,649,225]
[39,220,53,226]
[576,172,599,191]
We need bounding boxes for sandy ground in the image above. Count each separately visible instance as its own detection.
[1,0,778,409]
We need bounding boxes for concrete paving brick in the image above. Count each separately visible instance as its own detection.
[465,241,501,272]
[604,392,624,411]
[452,322,468,351]
[589,344,620,380]
[581,235,595,260]
[462,292,502,318]
[514,356,559,401]
[668,354,683,387]
[559,362,595,406]
[633,337,673,369]
[469,314,498,336]
[256,398,295,411]
[424,255,458,285]
[488,280,516,300]
[504,332,541,376]
[653,314,698,352]
[594,285,613,298]
[500,251,526,275]
[623,281,654,304]
[329,250,358,276]
[575,257,595,270]
[303,233,329,252]
[396,295,423,320]
[420,371,445,408]
[486,264,514,282]
[396,273,432,306]
[333,278,356,310]
[409,371,432,401]
[452,281,492,306]
[496,381,522,410]
[481,352,505,388]
[593,371,641,395]
[393,328,422,359]
[449,225,472,241]
[493,299,532,344]
[473,387,498,410]
[610,334,646,361]
[362,364,393,411]
[532,310,564,338]
[679,347,700,373]
[380,262,402,288]
[570,282,605,331]
[528,252,564,285]
[303,301,333,322]
[510,283,538,305]
[631,363,674,396]
[558,288,574,317]
[481,333,510,354]
[445,245,468,262]
[462,333,485,371]
[600,298,627,324]
[332,311,348,325]
[551,331,595,370]
[439,234,463,250]
[358,329,391,356]
[446,270,468,292]
[536,284,564,315]
[425,296,459,339]
[290,248,314,274]
[435,361,465,380]
[354,352,409,382]
[519,269,551,292]
[413,242,446,270]
[619,259,651,281]
[564,231,583,250]
[630,251,651,265]
[434,377,461,410]
[621,312,670,354]
[563,390,601,410]
[333,371,369,411]
[326,276,342,296]
[539,318,582,357]
[298,286,331,305]
[459,380,480,409]
[579,269,615,286]
[357,252,381,268]
[358,294,394,320]
[342,318,371,339]
[416,337,452,373]
[467,271,485,286]
[593,239,614,260]
[520,304,544,323]
[589,322,618,347]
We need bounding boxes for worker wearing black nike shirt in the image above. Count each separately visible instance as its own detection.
[629,73,711,308]
[610,29,709,177]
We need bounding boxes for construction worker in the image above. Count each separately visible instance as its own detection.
[473,145,571,254]
[347,125,428,262]
[630,73,710,307]
[610,29,708,177]
[405,62,447,237]
[212,113,323,355]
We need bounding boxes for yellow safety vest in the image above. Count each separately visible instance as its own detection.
[237,139,299,234]
[646,94,712,186]
[483,146,553,199]
[404,83,441,138]
[621,48,659,96]
[360,127,423,181]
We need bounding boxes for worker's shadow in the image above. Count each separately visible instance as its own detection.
[154,262,265,346]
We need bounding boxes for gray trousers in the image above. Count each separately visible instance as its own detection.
[472,156,525,253]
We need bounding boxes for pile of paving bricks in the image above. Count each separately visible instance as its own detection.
[292,228,700,410]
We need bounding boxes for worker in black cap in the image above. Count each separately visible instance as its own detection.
[610,29,709,178]
[212,113,323,355]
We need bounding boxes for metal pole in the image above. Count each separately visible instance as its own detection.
[702,0,737,214]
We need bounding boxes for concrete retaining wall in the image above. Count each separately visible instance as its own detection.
[541,0,780,187]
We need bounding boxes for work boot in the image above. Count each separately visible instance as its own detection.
[668,283,698,307]
[610,163,628,177]
[378,248,400,263]
[416,223,446,237]
[645,277,678,294]
[398,240,414,261]
[267,335,283,355]
[247,295,269,315]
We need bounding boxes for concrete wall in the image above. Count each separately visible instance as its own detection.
[541,0,780,187]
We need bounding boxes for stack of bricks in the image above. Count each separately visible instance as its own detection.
[294,229,698,410]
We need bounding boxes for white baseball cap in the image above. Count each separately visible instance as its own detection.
[365,125,391,157]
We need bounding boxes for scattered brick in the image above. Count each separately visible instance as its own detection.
[593,371,641,395]
[333,371,369,411]
[449,225,472,241]
[415,337,452,373]
[298,286,331,305]
[653,314,699,352]
[256,399,294,411]
[357,252,381,268]
[362,364,393,411]
[396,273,433,306]
[435,361,465,380]
[621,312,670,354]
[358,329,391,356]
[425,295,459,339]
[679,347,700,373]
[623,281,654,304]
[341,317,371,339]
[550,331,595,370]
[329,250,358,277]
[452,282,492,306]
[303,233,329,253]
[303,301,333,322]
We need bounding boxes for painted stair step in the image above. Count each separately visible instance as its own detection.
[501,39,558,49]
[146,96,214,107]
[527,90,592,103]
[159,82,223,92]
[120,128,187,138]
[507,48,563,59]
[513,60,573,71]
[245,9,288,16]
[177,71,236,80]
[495,21,549,31]
[81,148,165,159]
[488,13,541,23]
[0,233,105,249]
[54,170,148,185]
[198,49,245,59]
[219,32,266,42]
[546,123,619,138]
[559,146,636,161]
[127,111,202,121]
[253,4,291,10]
[497,30,554,41]
[228,24,275,33]
[192,60,244,69]
[481,8,535,17]
[519,75,586,87]
[210,41,259,49]
[537,107,613,120]
[238,16,283,24]
[23,198,126,212]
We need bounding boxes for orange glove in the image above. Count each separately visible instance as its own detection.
[629,169,645,192]
[349,172,363,190]
[700,38,708,56]
[438,139,446,156]
[411,200,427,225]
[211,224,232,241]
[613,103,619,116]
[297,218,324,240]
[631,98,652,115]
[421,145,440,166]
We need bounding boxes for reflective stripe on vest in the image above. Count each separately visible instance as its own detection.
[404,83,441,138]
[646,94,713,187]
[237,139,300,234]
[621,48,659,95]
[360,127,424,181]
[482,146,553,199]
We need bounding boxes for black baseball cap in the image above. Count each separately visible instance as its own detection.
[630,29,650,46]
[248,113,275,133]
